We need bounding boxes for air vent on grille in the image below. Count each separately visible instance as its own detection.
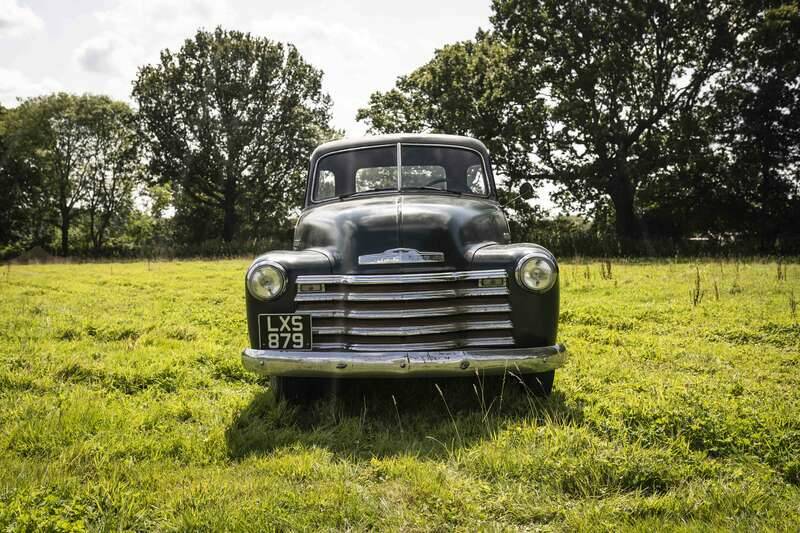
[294,269,514,351]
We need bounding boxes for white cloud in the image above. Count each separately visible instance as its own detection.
[74,0,237,78]
[0,67,60,106]
[0,0,43,38]
[251,14,379,61]
[250,14,394,134]
[74,33,135,75]
[61,0,490,133]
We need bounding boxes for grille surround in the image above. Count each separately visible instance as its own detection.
[295,269,515,351]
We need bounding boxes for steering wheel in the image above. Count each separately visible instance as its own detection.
[422,177,447,188]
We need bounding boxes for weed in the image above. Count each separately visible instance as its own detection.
[600,259,613,280]
[690,266,704,307]
[435,383,462,448]
[730,273,743,295]
[391,394,403,434]
[791,289,797,323]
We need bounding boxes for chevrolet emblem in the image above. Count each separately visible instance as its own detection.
[358,248,445,265]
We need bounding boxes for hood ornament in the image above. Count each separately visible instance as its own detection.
[359,248,444,265]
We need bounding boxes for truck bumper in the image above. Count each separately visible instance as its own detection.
[242,344,567,378]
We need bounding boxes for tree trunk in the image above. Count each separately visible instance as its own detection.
[89,209,98,251]
[607,172,643,253]
[95,214,109,253]
[60,211,70,256]
[758,141,778,253]
[222,180,238,243]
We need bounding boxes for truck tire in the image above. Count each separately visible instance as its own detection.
[270,376,327,403]
[521,370,555,397]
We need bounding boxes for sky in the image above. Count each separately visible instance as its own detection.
[0,0,493,135]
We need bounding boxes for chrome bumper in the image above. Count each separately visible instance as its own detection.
[242,344,567,378]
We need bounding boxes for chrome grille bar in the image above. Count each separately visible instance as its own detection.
[296,269,507,285]
[313,336,515,352]
[295,286,508,302]
[314,319,512,337]
[298,302,510,319]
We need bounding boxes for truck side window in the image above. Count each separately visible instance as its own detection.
[466,164,487,195]
[316,169,336,200]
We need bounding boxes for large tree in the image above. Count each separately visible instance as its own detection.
[359,1,747,251]
[2,94,136,255]
[133,27,335,244]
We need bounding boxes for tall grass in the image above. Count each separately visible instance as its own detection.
[0,259,798,530]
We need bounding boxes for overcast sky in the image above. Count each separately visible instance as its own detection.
[0,0,493,135]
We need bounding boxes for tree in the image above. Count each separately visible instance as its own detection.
[82,101,140,252]
[495,0,746,250]
[2,94,130,255]
[359,1,746,251]
[133,27,335,244]
[3,94,139,256]
[712,2,800,250]
[0,104,50,251]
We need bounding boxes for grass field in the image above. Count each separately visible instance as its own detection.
[1,259,799,531]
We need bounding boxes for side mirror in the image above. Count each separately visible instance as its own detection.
[519,182,534,200]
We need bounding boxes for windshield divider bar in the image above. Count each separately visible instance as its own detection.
[396,142,402,192]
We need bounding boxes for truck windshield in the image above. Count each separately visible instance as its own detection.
[313,144,489,201]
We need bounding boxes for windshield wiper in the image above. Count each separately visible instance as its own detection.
[338,187,396,200]
[403,186,462,195]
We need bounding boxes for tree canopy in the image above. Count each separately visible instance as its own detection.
[133,27,336,244]
[357,0,800,253]
[1,94,139,255]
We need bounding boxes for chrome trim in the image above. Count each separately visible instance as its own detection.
[245,260,287,301]
[515,253,558,293]
[242,344,567,378]
[314,319,512,337]
[313,336,514,352]
[358,247,444,266]
[295,287,509,302]
[296,269,507,286]
[296,302,511,319]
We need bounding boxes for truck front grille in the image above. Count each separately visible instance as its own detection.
[294,269,514,351]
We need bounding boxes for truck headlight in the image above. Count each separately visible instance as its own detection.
[246,261,287,300]
[515,254,557,293]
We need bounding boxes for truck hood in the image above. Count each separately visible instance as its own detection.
[294,194,508,273]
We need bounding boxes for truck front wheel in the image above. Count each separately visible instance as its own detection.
[520,370,555,397]
[270,376,326,403]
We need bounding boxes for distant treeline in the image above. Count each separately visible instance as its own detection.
[2,1,800,260]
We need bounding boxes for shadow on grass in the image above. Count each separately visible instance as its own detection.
[225,375,582,461]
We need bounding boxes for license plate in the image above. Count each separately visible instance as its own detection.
[257,314,312,350]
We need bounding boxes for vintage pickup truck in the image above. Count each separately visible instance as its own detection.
[242,134,566,400]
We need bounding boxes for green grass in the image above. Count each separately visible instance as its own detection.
[1,259,799,531]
